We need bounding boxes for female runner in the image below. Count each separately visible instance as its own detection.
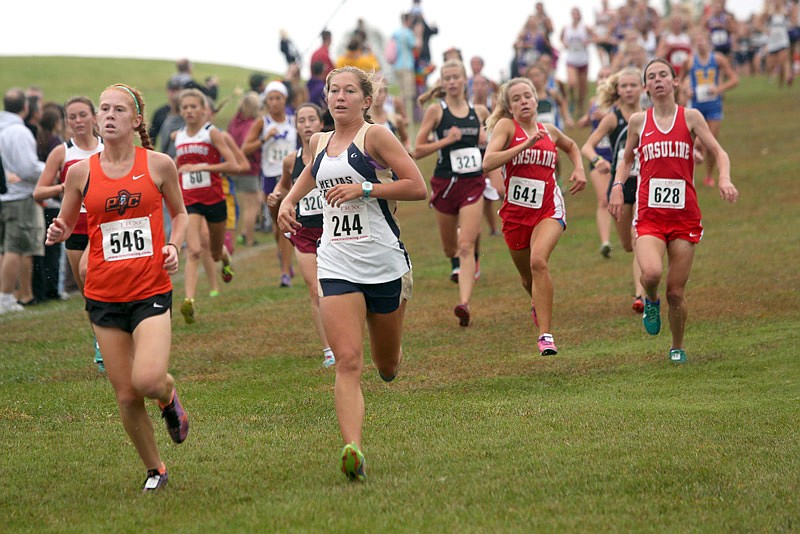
[277,67,427,481]
[414,59,489,327]
[609,59,738,363]
[483,77,586,356]
[174,89,247,324]
[267,103,335,368]
[46,84,189,491]
[582,67,647,312]
[33,96,105,369]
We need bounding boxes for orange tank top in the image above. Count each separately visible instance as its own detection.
[83,147,172,302]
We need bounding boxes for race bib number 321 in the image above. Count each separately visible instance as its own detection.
[101,217,154,261]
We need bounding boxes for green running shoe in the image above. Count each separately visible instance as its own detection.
[642,298,661,335]
[340,442,366,482]
[669,348,686,364]
[93,336,104,373]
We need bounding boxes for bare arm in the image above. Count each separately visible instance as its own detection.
[33,144,65,202]
[580,112,616,174]
[547,123,586,195]
[151,152,188,275]
[608,111,644,220]
[221,130,251,174]
[714,53,739,95]
[45,158,87,244]
[268,151,295,208]
[413,104,455,160]
[241,117,265,156]
[482,118,542,172]
[278,135,320,234]
[685,108,737,202]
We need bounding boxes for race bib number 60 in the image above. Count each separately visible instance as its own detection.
[181,170,211,190]
[508,176,546,209]
[101,217,153,261]
[648,178,686,209]
[325,201,371,243]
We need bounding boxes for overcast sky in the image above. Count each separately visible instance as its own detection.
[1,0,763,82]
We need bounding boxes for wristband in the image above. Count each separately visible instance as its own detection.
[590,155,601,169]
[166,242,180,254]
[611,181,624,189]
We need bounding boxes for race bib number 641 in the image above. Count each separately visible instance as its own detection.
[101,217,154,261]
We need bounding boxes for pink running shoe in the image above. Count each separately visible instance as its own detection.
[537,334,558,356]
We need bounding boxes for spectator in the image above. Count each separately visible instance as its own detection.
[0,88,46,313]
[310,30,335,79]
[227,92,263,248]
[390,13,417,131]
[280,30,302,66]
[335,37,381,73]
[307,61,327,108]
[149,78,183,145]
[249,73,268,94]
[170,58,219,101]
[31,103,65,304]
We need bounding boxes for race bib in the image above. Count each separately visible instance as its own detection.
[449,147,482,174]
[537,112,555,124]
[298,188,324,217]
[508,176,546,209]
[267,140,293,164]
[181,170,211,190]
[695,84,716,103]
[710,29,728,46]
[325,201,371,242]
[648,178,685,209]
[618,148,640,176]
[597,135,611,150]
[101,217,153,261]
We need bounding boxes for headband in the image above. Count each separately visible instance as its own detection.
[113,84,141,115]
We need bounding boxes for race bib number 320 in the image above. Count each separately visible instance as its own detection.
[648,178,686,209]
[298,189,324,217]
[101,217,154,261]
[325,202,370,243]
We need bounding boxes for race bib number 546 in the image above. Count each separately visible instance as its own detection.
[101,217,154,261]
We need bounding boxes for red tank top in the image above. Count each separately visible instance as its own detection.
[174,123,224,206]
[498,121,563,226]
[83,147,172,302]
[637,106,700,224]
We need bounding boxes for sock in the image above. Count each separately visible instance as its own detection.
[450,257,460,269]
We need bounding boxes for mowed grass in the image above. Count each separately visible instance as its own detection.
[1,58,799,531]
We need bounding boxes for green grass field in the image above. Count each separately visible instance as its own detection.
[1,57,799,532]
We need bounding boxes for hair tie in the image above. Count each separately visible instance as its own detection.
[113,84,141,115]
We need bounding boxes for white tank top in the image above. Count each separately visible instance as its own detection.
[563,23,590,67]
[260,114,296,178]
[312,123,410,284]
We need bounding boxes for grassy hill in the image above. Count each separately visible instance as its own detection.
[0,56,270,126]
[1,57,798,531]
